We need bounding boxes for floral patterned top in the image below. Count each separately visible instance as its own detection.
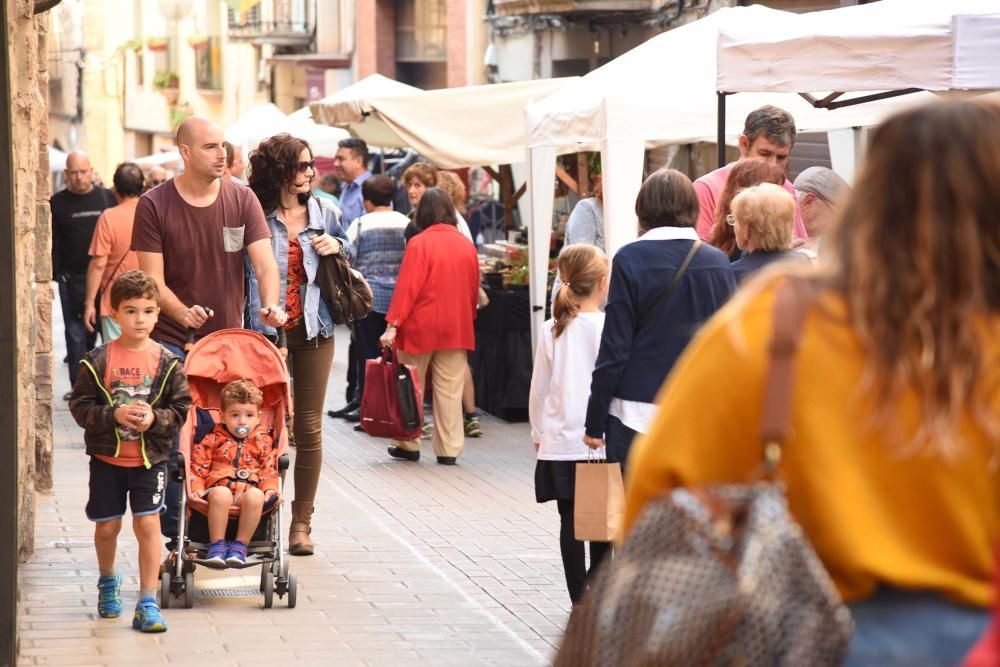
[284,238,307,329]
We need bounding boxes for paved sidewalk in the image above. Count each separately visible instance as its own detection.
[18,311,570,666]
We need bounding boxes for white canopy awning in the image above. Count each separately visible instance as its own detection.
[522,4,938,346]
[717,0,1000,94]
[225,103,350,158]
[312,77,575,168]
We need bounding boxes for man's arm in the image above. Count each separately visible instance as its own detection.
[82,255,108,333]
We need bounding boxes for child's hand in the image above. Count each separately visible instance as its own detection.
[132,402,155,432]
[533,442,540,452]
[583,435,605,450]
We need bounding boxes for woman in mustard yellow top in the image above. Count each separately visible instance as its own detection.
[623,100,1000,666]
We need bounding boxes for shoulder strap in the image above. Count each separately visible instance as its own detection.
[638,240,702,330]
[99,253,130,295]
[759,277,812,465]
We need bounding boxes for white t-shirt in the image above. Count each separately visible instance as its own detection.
[529,311,606,461]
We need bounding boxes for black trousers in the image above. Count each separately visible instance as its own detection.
[351,311,388,402]
[556,498,612,604]
[58,274,98,386]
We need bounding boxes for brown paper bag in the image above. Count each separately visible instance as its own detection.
[574,461,626,542]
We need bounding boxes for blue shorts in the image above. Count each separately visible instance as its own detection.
[86,457,167,522]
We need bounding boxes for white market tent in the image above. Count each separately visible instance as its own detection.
[308,74,422,149]
[224,103,350,158]
[522,4,942,342]
[717,0,1000,95]
[311,77,574,168]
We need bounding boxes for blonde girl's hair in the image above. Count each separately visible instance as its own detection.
[552,244,609,338]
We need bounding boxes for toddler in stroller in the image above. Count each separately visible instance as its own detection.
[161,328,296,609]
[190,380,279,566]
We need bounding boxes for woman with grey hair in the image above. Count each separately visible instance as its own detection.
[729,182,808,283]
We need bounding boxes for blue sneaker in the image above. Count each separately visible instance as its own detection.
[204,539,227,565]
[225,540,248,566]
[96,573,122,618]
[132,598,167,633]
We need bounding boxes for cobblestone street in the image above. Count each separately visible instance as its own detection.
[18,308,567,666]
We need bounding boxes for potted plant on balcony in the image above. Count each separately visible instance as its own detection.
[187,33,210,50]
[146,37,168,52]
[153,70,180,103]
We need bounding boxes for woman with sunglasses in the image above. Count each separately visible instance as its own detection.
[246,133,354,556]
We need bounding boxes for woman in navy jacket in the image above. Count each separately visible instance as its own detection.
[583,169,736,467]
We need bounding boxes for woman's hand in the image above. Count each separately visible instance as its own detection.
[380,325,397,348]
[583,435,605,450]
[260,305,288,328]
[311,234,342,257]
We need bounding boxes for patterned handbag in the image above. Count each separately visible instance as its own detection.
[554,278,853,667]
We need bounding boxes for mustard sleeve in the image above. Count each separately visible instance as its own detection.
[622,292,775,537]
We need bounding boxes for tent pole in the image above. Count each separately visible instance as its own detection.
[717,92,727,168]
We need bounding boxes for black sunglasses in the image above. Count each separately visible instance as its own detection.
[295,160,316,173]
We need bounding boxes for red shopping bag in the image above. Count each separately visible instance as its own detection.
[360,347,423,440]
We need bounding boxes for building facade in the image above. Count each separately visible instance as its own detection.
[48,0,265,178]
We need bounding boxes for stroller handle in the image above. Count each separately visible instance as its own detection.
[276,327,287,352]
[184,306,214,352]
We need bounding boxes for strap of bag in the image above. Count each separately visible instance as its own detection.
[98,253,130,296]
[638,240,702,330]
[759,277,812,470]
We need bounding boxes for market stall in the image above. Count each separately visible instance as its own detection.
[311,76,576,420]
[523,4,939,343]
[714,0,1000,164]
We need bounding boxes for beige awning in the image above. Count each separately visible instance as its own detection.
[310,77,575,168]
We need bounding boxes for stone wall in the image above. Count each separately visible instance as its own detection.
[8,0,54,563]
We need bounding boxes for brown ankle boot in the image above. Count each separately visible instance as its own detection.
[289,501,315,556]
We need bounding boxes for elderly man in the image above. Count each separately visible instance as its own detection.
[794,166,850,261]
[333,137,372,227]
[694,105,808,243]
[145,166,168,191]
[50,151,117,396]
[131,116,285,553]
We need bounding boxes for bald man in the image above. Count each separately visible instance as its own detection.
[130,116,285,553]
[51,151,117,395]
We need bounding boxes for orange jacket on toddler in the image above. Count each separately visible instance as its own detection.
[189,424,278,495]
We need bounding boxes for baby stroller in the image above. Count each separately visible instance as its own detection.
[160,328,297,609]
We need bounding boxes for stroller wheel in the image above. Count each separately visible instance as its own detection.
[262,571,274,609]
[159,571,172,609]
[287,574,297,609]
[183,571,195,609]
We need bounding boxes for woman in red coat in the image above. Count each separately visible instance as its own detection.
[380,188,480,465]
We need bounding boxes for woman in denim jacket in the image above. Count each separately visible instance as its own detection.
[246,133,355,556]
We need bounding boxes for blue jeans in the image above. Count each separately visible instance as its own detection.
[845,588,989,666]
[58,275,98,386]
[156,340,186,549]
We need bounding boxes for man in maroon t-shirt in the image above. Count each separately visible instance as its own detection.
[131,116,286,552]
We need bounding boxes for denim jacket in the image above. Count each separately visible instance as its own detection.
[246,196,356,340]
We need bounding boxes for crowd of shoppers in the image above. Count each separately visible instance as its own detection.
[53,91,1000,663]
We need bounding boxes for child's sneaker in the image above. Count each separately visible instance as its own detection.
[464,413,483,438]
[132,598,167,633]
[96,573,122,618]
[225,540,248,566]
[204,539,227,565]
